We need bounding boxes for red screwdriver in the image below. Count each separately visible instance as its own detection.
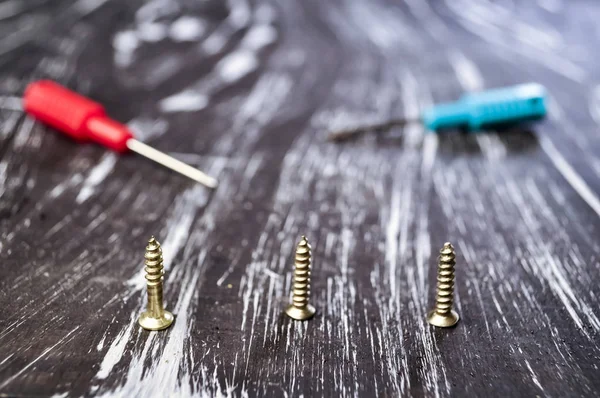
[21,80,218,188]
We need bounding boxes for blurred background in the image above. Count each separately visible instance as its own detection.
[2,0,600,397]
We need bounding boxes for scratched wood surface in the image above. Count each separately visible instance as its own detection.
[1,0,600,396]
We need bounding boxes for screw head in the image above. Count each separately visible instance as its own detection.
[138,310,174,331]
[285,304,316,321]
[427,310,459,328]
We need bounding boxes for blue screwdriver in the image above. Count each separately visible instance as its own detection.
[328,83,548,141]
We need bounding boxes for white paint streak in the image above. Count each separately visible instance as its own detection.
[112,30,139,67]
[74,0,109,14]
[97,250,212,396]
[0,1,23,20]
[169,16,205,42]
[525,360,545,392]
[159,90,209,113]
[447,49,509,159]
[588,85,600,126]
[401,69,423,146]
[448,50,483,92]
[444,0,584,82]
[422,134,438,173]
[76,154,117,204]
[0,327,80,388]
[96,315,136,379]
[540,136,600,218]
[216,50,258,83]
[228,0,251,28]
[137,22,168,43]
[127,118,169,141]
[0,95,22,111]
[240,25,277,51]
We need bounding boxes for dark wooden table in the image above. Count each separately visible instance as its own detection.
[2,0,600,396]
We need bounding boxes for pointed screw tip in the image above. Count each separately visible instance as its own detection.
[299,236,310,247]
[205,178,218,189]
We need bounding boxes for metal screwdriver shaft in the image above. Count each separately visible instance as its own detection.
[328,118,414,142]
[126,139,217,188]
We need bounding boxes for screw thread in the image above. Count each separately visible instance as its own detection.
[145,236,165,316]
[434,242,456,316]
[291,236,312,309]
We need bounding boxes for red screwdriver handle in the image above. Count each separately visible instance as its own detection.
[23,80,133,152]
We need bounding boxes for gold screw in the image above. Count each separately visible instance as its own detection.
[138,236,174,331]
[285,236,316,321]
[427,242,460,328]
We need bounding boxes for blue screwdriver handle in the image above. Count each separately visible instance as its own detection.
[421,83,548,132]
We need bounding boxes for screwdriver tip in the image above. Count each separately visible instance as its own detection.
[204,178,218,189]
[126,139,219,189]
[186,166,218,188]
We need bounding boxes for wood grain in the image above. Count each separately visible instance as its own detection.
[1,0,600,396]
